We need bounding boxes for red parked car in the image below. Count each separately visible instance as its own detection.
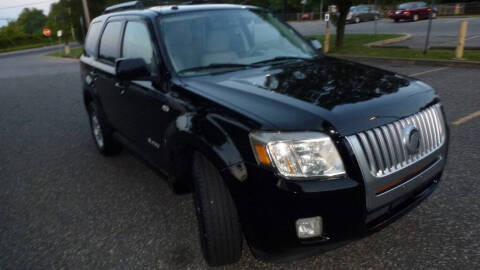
[388,2,437,22]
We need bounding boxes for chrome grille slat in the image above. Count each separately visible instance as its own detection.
[366,130,385,174]
[348,104,445,177]
[429,108,440,147]
[387,124,403,169]
[381,126,397,168]
[414,114,426,154]
[374,128,391,172]
[358,132,377,173]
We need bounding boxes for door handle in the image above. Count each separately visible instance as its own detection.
[115,82,126,95]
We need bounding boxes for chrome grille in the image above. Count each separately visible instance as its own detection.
[349,104,445,177]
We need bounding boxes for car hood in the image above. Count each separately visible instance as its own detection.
[180,57,439,136]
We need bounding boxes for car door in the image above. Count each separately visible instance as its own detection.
[361,7,370,21]
[94,19,126,131]
[366,7,374,20]
[118,18,178,167]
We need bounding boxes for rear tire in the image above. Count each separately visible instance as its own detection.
[87,102,122,156]
[192,152,242,266]
[394,18,399,23]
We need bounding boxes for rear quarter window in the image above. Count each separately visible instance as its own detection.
[84,22,103,56]
[98,21,123,64]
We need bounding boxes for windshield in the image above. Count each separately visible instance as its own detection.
[159,9,317,75]
[350,6,358,12]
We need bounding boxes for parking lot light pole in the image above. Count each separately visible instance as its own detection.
[423,0,435,54]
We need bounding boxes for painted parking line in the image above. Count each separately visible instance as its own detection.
[408,67,449,77]
[452,110,480,125]
[443,18,471,24]
[466,35,480,41]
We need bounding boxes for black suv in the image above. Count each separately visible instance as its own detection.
[80,2,448,266]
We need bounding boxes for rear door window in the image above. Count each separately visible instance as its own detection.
[84,22,102,56]
[99,21,123,64]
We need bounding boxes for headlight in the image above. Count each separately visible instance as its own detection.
[249,132,345,179]
[347,12,352,20]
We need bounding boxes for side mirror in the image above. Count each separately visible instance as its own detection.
[115,58,150,81]
[310,39,322,51]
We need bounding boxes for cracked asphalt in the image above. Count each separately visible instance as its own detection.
[0,52,479,269]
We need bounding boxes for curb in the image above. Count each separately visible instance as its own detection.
[43,55,80,62]
[430,46,480,50]
[332,54,480,69]
[365,34,411,47]
[0,43,80,59]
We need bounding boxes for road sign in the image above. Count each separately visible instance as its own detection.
[42,28,51,37]
[324,13,330,22]
[57,30,63,37]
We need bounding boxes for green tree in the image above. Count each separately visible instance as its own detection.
[16,8,47,34]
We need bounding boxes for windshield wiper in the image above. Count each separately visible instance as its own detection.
[178,63,251,74]
[252,56,314,66]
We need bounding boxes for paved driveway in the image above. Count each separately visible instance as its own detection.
[0,52,479,269]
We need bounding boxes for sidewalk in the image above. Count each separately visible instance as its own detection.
[0,43,80,59]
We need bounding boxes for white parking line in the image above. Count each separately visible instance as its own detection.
[443,18,471,24]
[466,35,480,41]
[409,67,449,77]
[452,110,480,125]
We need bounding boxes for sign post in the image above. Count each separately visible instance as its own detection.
[423,0,435,54]
[324,13,330,53]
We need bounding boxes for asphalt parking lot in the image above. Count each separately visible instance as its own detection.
[1,52,479,269]
[290,17,480,48]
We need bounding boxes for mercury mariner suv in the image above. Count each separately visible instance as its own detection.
[80,2,449,266]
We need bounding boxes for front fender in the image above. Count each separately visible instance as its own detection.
[165,112,251,184]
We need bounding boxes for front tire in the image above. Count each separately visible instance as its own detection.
[355,17,361,23]
[192,152,242,266]
[87,102,121,156]
[413,14,419,21]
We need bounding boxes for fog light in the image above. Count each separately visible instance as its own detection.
[296,216,323,239]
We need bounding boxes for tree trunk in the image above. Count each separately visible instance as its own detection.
[335,1,352,48]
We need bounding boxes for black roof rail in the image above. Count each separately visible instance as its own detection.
[103,1,145,14]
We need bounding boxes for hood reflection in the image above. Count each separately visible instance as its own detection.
[236,58,410,111]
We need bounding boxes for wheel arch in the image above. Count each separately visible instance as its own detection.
[164,112,251,193]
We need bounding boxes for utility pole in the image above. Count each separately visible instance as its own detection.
[81,0,91,26]
[320,0,323,19]
[374,0,378,35]
[67,0,75,41]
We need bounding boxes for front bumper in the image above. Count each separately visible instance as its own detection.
[235,141,448,262]
[238,165,445,262]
